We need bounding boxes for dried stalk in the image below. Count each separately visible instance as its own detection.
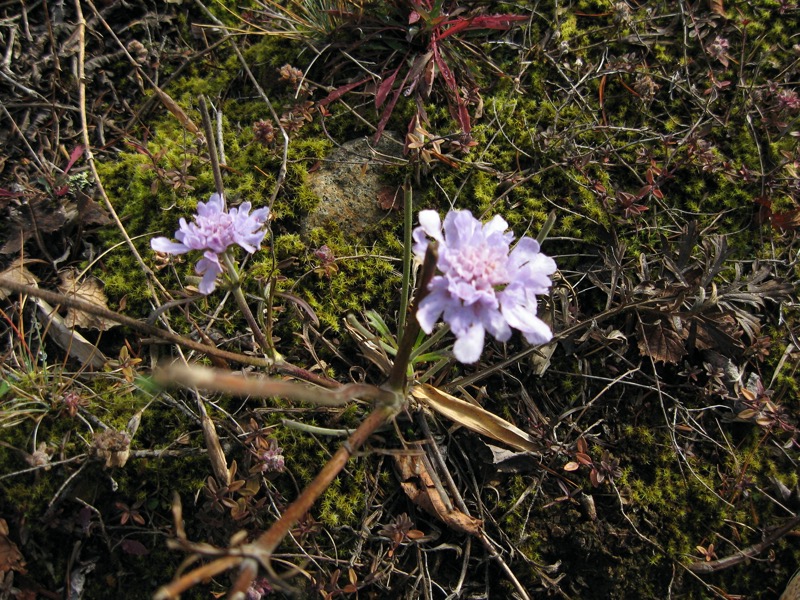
[154,402,400,599]
[0,278,339,388]
[158,364,398,407]
[687,515,800,574]
[0,276,273,369]
[75,0,166,298]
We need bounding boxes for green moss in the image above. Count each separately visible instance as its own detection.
[7,0,798,597]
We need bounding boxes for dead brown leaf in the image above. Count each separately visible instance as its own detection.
[709,0,725,16]
[75,191,112,226]
[637,318,686,364]
[394,454,482,536]
[0,195,67,255]
[0,260,39,301]
[0,519,26,575]
[58,269,117,331]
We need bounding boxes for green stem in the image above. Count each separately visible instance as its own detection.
[221,251,276,359]
[397,181,413,343]
[386,242,438,392]
[409,322,450,363]
[198,95,225,198]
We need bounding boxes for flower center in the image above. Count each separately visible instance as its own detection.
[197,213,235,251]
[451,242,508,291]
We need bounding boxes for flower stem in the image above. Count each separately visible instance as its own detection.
[221,251,277,360]
[198,95,225,198]
[386,242,438,392]
[397,181,414,343]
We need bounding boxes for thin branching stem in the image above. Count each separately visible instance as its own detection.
[0,277,273,369]
[220,252,276,359]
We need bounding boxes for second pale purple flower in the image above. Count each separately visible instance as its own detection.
[413,209,556,363]
[151,193,270,294]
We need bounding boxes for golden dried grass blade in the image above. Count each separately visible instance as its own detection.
[154,86,200,136]
[411,384,539,452]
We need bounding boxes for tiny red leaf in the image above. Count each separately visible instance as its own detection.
[120,539,149,556]
[376,67,400,109]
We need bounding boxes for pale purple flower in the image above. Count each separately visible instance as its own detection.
[150,193,269,294]
[777,89,800,112]
[708,36,730,66]
[413,209,556,363]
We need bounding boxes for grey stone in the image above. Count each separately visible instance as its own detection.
[304,133,404,239]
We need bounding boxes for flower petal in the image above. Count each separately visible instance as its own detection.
[416,283,451,334]
[453,323,485,363]
[202,193,225,214]
[520,317,554,345]
[150,237,189,254]
[482,213,509,237]
[195,251,223,295]
[500,286,552,342]
[443,210,479,250]
[418,210,443,240]
[507,237,541,270]
[481,305,512,342]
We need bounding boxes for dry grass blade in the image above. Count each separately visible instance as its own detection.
[33,297,107,369]
[154,87,201,136]
[411,384,540,452]
[196,399,231,486]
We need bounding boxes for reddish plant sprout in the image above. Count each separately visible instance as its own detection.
[737,376,796,433]
[127,40,148,65]
[777,89,800,113]
[707,36,731,66]
[60,390,89,417]
[245,577,272,600]
[278,63,308,94]
[27,442,52,470]
[591,450,622,487]
[279,101,315,134]
[313,244,338,277]
[291,512,322,543]
[447,132,479,155]
[379,513,426,557]
[250,437,285,474]
[115,500,146,526]
[316,1,528,143]
[252,119,276,145]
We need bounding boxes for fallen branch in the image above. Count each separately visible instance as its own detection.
[687,515,800,574]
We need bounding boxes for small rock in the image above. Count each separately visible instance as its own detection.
[305,133,404,239]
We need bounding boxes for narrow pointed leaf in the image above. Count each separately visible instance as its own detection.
[411,384,539,452]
